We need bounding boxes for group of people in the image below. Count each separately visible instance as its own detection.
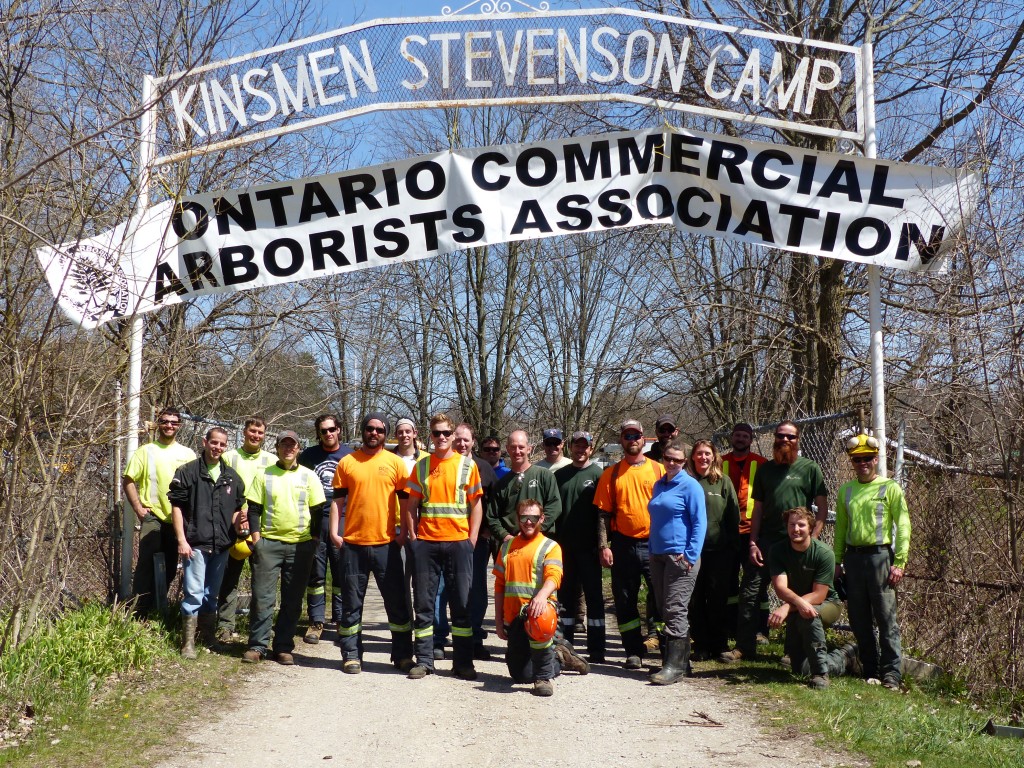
[122,408,911,696]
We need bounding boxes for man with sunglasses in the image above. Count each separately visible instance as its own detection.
[298,414,352,644]
[401,413,484,680]
[722,419,826,663]
[834,433,911,690]
[479,436,511,479]
[535,428,571,472]
[330,413,413,674]
[124,406,197,617]
[593,419,666,670]
[647,415,679,462]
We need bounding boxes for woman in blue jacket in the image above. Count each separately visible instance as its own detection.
[647,438,707,685]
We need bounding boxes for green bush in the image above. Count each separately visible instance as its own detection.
[0,602,170,726]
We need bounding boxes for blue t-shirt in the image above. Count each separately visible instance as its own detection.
[298,443,352,503]
[648,470,707,562]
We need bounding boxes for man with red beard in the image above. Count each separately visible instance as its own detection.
[721,419,826,663]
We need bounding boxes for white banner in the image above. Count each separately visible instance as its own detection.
[37,128,978,328]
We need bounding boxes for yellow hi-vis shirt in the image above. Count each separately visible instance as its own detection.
[123,441,197,523]
[223,447,276,489]
[246,464,326,544]
[834,476,912,569]
[493,534,563,624]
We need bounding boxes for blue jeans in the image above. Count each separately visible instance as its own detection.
[180,547,230,616]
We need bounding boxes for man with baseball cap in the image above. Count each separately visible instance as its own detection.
[834,432,911,690]
[553,431,607,662]
[536,428,571,472]
[330,412,414,674]
[593,419,666,669]
[647,416,679,462]
[243,430,327,664]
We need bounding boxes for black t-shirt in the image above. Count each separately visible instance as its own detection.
[298,443,353,504]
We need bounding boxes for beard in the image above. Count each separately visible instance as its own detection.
[773,441,798,464]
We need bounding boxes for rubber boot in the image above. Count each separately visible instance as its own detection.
[181,615,198,659]
[197,613,219,650]
[649,637,687,685]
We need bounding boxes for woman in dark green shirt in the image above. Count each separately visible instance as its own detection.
[688,440,740,660]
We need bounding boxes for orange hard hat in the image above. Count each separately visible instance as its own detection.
[523,602,558,643]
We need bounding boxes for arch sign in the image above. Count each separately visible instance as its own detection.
[37,1,978,328]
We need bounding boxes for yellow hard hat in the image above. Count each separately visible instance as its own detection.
[845,433,880,457]
[230,535,254,560]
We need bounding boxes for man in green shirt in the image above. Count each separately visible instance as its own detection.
[242,430,328,665]
[834,433,912,690]
[123,406,197,617]
[487,430,561,541]
[723,419,827,662]
[553,431,606,662]
[216,418,276,642]
[768,506,855,690]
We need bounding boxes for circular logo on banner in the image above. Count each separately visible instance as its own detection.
[62,242,130,323]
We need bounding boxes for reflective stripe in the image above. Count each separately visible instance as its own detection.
[504,584,538,598]
[338,623,361,637]
[265,474,276,529]
[414,626,434,639]
[618,618,641,632]
[146,444,161,509]
[331,586,342,596]
[875,482,888,545]
[451,625,473,638]
[654,621,665,633]
[724,458,758,520]
[456,456,472,506]
[389,621,412,633]
[529,637,554,650]
[586,618,605,627]
[306,585,325,596]
[561,618,576,627]
[419,504,467,519]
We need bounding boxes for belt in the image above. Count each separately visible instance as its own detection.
[845,544,890,554]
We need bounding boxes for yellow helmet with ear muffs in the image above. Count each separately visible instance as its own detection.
[230,535,255,560]
[845,433,880,457]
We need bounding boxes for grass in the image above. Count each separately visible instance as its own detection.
[695,640,1024,768]
[0,603,246,768]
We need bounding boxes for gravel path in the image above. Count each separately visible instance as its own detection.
[158,581,851,768]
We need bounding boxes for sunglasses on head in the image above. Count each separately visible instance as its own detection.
[432,429,453,438]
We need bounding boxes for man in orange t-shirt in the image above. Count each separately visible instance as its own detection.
[330,412,413,675]
[400,413,483,680]
[594,419,665,669]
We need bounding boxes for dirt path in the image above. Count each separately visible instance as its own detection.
[159,585,848,768]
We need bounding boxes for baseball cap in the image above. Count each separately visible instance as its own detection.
[620,419,643,433]
[542,428,563,442]
[570,431,593,445]
[655,415,677,429]
[276,429,300,445]
[732,422,754,435]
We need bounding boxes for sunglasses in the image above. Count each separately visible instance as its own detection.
[320,426,339,435]
[774,433,798,441]
[851,456,875,464]
[622,431,643,441]
[157,419,180,426]
[657,425,675,434]
[364,426,386,434]
[431,429,453,438]
[543,440,561,447]
[518,515,541,524]
[663,456,686,464]
[481,446,500,452]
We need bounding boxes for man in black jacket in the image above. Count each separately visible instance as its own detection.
[168,427,246,658]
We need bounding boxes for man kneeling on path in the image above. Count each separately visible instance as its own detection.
[769,506,857,689]
[494,499,588,697]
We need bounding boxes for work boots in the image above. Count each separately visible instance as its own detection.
[649,637,688,685]
[197,613,219,650]
[181,615,198,659]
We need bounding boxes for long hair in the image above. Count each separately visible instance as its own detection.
[688,439,723,484]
